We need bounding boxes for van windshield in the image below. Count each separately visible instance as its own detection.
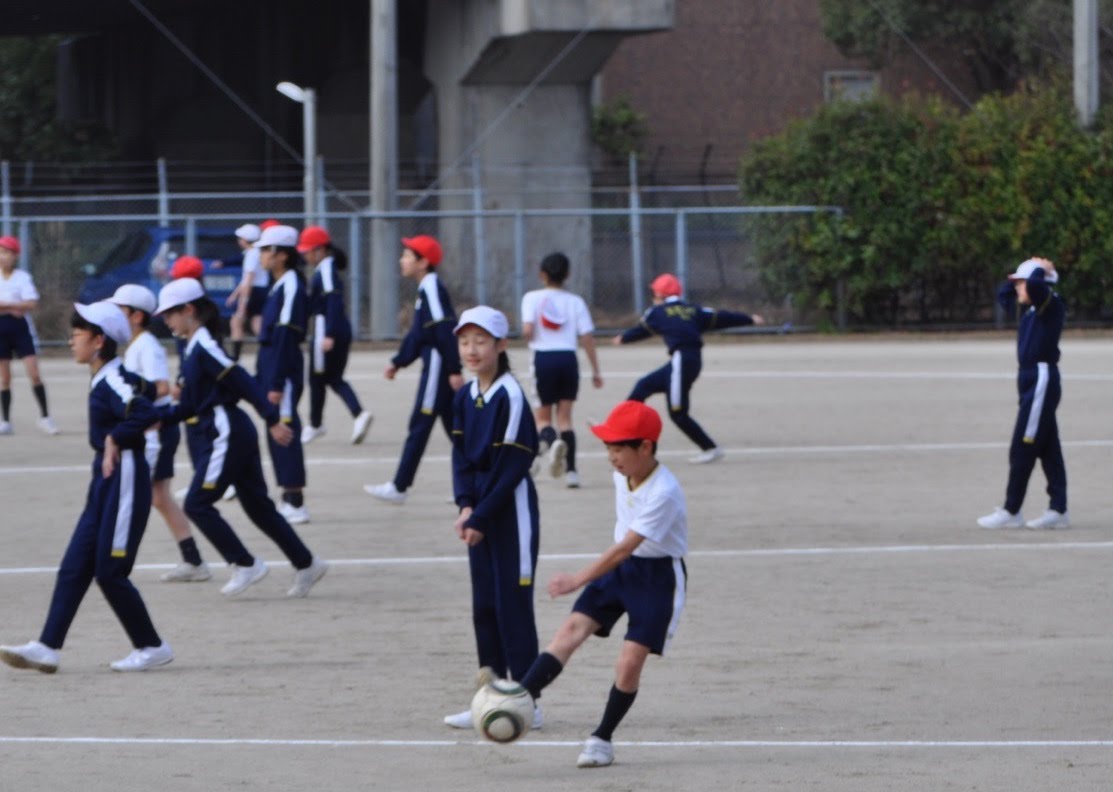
[91,231,152,276]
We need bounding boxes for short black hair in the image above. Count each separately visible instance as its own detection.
[608,438,658,454]
[70,310,119,361]
[123,306,151,328]
[540,252,570,284]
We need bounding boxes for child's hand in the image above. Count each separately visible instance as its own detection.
[752,314,766,325]
[267,390,282,404]
[461,527,485,546]
[547,573,578,598]
[611,335,623,346]
[322,337,335,352]
[454,506,474,538]
[384,364,398,380]
[592,373,604,389]
[449,373,464,391]
[270,423,293,446]
[102,435,119,479]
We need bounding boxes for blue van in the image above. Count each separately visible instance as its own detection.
[77,226,246,316]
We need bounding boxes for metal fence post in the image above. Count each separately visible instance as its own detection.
[513,212,525,333]
[316,156,327,227]
[674,210,688,292]
[836,276,847,331]
[1,161,11,237]
[348,214,362,337]
[18,218,29,272]
[629,152,644,314]
[157,158,170,228]
[185,216,197,256]
[472,154,488,305]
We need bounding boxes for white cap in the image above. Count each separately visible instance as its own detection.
[235,223,261,243]
[156,278,205,315]
[454,306,509,339]
[1008,258,1059,284]
[107,283,157,314]
[254,224,299,248]
[74,301,132,346]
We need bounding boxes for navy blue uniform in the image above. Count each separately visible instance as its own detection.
[257,270,307,489]
[41,359,163,650]
[996,270,1067,514]
[391,271,462,491]
[452,373,540,681]
[308,256,363,426]
[159,327,313,571]
[620,296,755,450]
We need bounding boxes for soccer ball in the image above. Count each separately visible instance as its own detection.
[471,680,534,743]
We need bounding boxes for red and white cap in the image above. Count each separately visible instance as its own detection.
[0,236,20,254]
[401,234,443,265]
[650,273,683,298]
[170,255,204,280]
[590,401,663,444]
[297,226,332,252]
[538,298,566,330]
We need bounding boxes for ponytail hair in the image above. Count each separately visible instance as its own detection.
[496,350,511,378]
[190,297,225,342]
[327,244,348,272]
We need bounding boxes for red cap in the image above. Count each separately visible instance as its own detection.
[0,236,21,254]
[259,218,281,230]
[402,235,443,265]
[651,273,682,298]
[170,255,204,280]
[297,225,332,253]
[590,401,663,444]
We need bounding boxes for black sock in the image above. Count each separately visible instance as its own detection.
[539,426,558,447]
[178,537,203,566]
[520,651,564,700]
[592,685,638,742]
[32,384,47,417]
[560,430,576,472]
[231,340,243,361]
[283,490,304,508]
[0,389,9,421]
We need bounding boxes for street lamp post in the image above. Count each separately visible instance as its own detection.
[276,81,318,224]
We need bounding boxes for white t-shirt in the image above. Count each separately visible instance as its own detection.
[242,247,268,288]
[612,463,688,558]
[0,269,39,305]
[124,330,172,406]
[521,288,594,351]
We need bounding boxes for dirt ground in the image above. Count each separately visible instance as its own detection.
[0,336,1111,790]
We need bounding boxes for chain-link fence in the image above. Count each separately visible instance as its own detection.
[8,204,841,345]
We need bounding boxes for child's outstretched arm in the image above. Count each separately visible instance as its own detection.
[548,530,645,598]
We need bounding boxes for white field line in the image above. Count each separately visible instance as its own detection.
[1,541,1112,577]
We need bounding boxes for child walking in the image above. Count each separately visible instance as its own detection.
[0,301,172,673]
[0,235,57,435]
[226,223,266,361]
[520,252,603,488]
[298,225,373,445]
[614,273,763,463]
[154,277,328,598]
[108,285,210,582]
[977,257,1069,530]
[443,306,541,729]
[512,400,687,768]
[365,235,463,504]
[255,224,311,525]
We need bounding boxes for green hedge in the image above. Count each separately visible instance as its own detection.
[740,87,1113,325]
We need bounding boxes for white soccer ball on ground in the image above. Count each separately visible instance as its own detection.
[471,679,534,743]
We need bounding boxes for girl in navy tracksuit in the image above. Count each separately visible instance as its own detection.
[614,273,764,463]
[256,226,310,524]
[977,258,1069,530]
[366,235,463,504]
[444,306,540,730]
[155,278,328,598]
[299,226,372,445]
[0,302,170,673]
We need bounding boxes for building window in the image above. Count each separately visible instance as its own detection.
[824,70,880,103]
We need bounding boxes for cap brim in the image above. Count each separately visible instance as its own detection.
[589,423,633,443]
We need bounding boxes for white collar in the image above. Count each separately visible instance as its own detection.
[90,357,123,391]
[185,325,213,356]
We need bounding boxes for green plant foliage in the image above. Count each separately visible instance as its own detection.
[740,85,1113,325]
[591,97,649,161]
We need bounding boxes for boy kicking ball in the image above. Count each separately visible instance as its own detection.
[514,400,688,768]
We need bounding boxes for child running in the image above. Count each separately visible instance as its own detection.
[443,306,541,730]
[977,257,1069,530]
[108,285,210,582]
[298,225,373,445]
[520,252,603,488]
[154,277,328,598]
[0,301,172,673]
[613,273,763,463]
[365,235,463,504]
[0,235,58,435]
[512,400,686,768]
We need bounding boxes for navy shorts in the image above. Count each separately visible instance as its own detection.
[531,350,579,406]
[572,555,687,655]
[246,286,268,318]
[0,315,36,359]
[146,421,181,481]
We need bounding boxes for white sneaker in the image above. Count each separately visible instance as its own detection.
[976,507,1025,529]
[301,425,327,444]
[547,439,568,478]
[532,438,550,476]
[0,421,12,435]
[0,641,59,674]
[37,416,59,436]
[221,557,269,596]
[576,736,614,768]
[160,561,212,582]
[364,481,406,504]
[287,558,329,598]
[1025,509,1071,530]
[565,471,581,489]
[222,484,237,502]
[690,447,724,464]
[110,642,174,672]
[351,411,374,444]
[444,704,543,730]
[278,501,310,525]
